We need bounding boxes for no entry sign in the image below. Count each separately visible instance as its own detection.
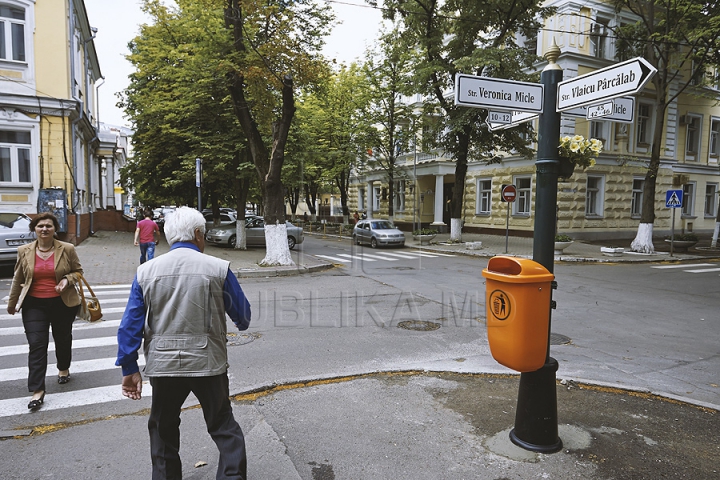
[501,184,517,202]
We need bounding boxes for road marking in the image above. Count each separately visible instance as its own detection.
[396,251,444,258]
[356,253,398,261]
[315,255,351,263]
[337,254,375,261]
[651,263,715,269]
[0,355,145,382]
[683,267,720,273]
[89,284,133,290]
[0,383,154,418]
[0,336,118,357]
[377,252,423,259]
[0,306,126,322]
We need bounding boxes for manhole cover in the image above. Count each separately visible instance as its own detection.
[397,320,441,331]
[550,333,572,345]
[390,266,415,271]
[227,332,260,346]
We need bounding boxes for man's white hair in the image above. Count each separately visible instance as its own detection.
[164,207,206,246]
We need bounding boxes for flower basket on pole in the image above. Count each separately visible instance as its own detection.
[557,135,603,180]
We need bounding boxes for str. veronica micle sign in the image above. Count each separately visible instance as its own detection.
[455,74,544,113]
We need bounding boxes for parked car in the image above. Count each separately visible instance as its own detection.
[353,219,406,248]
[0,212,36,266]
[203,211,237,231]
[205,217,303,249]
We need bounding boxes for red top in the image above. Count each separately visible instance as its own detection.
[137,218,159,244]
[29,253,60,298]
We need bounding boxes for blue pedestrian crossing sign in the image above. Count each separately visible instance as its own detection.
[666,189,683,208]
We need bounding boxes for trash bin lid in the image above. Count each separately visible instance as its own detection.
[481,256,554,283]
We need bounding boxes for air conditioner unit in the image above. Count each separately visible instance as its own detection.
[672,174,690,186]
[679,115,693,125]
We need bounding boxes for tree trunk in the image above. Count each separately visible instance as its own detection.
[234,170,250,250]
[449,128,470,242]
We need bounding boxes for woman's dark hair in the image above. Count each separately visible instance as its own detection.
[29,212,60,232]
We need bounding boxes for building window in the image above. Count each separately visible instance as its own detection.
[585,175,604,217]
[590,121,606,142]
[636,103,651,147]
[591,20,608,59]
[394,180,405,212]
[704,183,718,218]
[631,178,644,217]
[0,4,25,62]
[682,182,695,217]
[476,179,492,215]
[0,130,31,184]
[709,119,720,159]
[373,186,381,212]
[514,176,531,215]
[685,115,701,160]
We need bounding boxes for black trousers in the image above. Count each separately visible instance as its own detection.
[22,296,79,392]
[148,373,247,480]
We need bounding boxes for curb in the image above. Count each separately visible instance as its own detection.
[234,262,334,278]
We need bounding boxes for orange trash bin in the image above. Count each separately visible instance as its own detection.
[481,256,554,372]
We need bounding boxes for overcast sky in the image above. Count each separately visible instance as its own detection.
[84,0,384,128]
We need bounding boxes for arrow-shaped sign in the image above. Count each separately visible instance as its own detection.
[557,57,656,112]
[455,74,544,113]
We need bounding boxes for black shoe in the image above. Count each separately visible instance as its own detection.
[58,373,70,384]
[28,392,45,411]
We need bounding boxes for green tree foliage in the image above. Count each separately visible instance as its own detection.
[609,0,720,252]
[119,0,255,212]
[377,0,552,237]
[222,0,334,227]
[360,27,418,218]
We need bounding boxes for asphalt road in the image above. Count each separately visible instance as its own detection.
[0,236,718,478]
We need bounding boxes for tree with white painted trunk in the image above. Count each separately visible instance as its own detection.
[223,0,332,265]
[610,1,720,253]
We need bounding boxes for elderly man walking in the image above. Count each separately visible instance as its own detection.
[116,206,252,479]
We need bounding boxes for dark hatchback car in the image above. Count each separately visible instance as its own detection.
[0,212,35,266]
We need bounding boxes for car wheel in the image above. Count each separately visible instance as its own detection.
[354,234,361,245]
[288,236,296,250]
[229,235,236,248]
[370,237,378,248]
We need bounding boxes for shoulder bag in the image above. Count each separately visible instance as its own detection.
[76,273,103,322]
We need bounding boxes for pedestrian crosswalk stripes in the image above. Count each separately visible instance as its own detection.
[0,285,137,418]
[0,383,153,418]
[313,249,456,265]
[650,263,719,274]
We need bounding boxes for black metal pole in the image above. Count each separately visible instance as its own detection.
[509,41,563,454]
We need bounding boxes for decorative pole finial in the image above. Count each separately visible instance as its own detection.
[544,38,561,70]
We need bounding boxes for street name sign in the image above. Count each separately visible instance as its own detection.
[586,101,614,119]
[455,74,544,113]
[562,96,635,123]
[557,57,656,112]
[666,189,683,208]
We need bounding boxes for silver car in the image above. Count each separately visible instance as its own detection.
[0,212,36,266]
[205,217,304,250]
[353,219,406,248]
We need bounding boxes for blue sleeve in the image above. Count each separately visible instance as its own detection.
[116,276,146,376]
[224,269,251,331]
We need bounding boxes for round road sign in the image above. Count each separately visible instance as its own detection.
[501,184,517,202]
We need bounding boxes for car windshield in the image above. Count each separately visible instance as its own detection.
[371,221,394,230]
[0,213,30,229]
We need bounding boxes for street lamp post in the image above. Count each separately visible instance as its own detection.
[508,40,563,454]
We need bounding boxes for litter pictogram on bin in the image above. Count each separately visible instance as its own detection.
[489,290,511,320]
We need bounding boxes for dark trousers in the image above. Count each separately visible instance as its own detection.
[148,373,247,480]
[22,296,79,392]
[139,242,156,264]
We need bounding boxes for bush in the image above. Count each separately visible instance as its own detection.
[674,232,698,242]
[554,234,572,242]
[413,228,438,236]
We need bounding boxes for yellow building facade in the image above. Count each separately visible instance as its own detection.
[350,0,720,240]
[0,0,126,240]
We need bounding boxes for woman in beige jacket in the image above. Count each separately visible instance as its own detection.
[6,213,83,411]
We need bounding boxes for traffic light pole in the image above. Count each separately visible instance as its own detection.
[509,41,563,453]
